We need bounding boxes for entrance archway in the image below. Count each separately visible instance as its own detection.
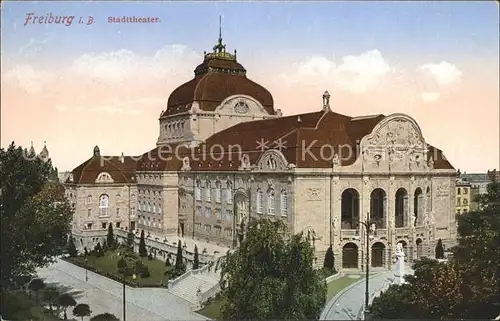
[371,242,385,267]
[395,188,409,228]
[370,188,386,228]
[342,243,358,269]
[416,238,423,259]
[341,189,360,229]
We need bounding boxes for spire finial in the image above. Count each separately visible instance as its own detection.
[218,15,222,43]
[30,141,33,147]
[43,140,46,146]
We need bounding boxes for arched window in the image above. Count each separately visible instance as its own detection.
[99,194,109,216]
[86,195,93,204]
[256,188,263,214]
[267,189,275,215]
[205,181,211,201]
[281,190,288,217]
[215,181,222,203]
[226,181,233,204]
[195,180,201,201]
[147,202,151,212]
[152,203,156,213]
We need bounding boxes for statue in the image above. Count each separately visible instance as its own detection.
[394,242,406,284]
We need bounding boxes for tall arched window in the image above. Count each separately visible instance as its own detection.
[256,188,263,214]
[281,190,288,217]
[267,189,275,215]
[215,181,222,203]
[195,180,201,201]
[226,181,233,204]
[205,181,211,201]
[152,203,156,213]
[86,194,93,204]
[99,194,109,216]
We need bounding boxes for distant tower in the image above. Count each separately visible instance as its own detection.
[93,145,100,157]
[39,141,49,163]
[29,141,36,156]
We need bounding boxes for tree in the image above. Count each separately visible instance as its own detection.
[174,240,186,274]
[370,182,500,319]
[73,303,91,321]
[94,242,103,257]
[68,236,78,257]
[106,224,115,250]
[1,143,73,290]
[43,285,60,312]
[323,245,335,270]
[90,313,119,321]
[138,230,147,257]
[127,231,134,249]
[193,245,200,270]
[28,278,45,303]
[219,219,326,319]
[84,247,89,257]
[58,292,77,320]
[435,238,444,259]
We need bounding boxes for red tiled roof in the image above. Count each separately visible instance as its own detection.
[140,110,454,171]
[161,57,274,117]
[68,156,138,184]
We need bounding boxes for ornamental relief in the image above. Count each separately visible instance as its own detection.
[257,150,288,171]
[363,118,429,172]
[306,187,323,201]
[436,181,450,197]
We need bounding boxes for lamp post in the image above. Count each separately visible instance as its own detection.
[84,257,88,281]
[117,252,137,321]
[359,216,376,319]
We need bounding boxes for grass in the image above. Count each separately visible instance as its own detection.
[196,274,363,320]
[69,249,167,286]
[326,275,365,302]
[196,297,224,320]
[1,290,61,321]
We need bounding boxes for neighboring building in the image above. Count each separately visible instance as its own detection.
[455,178,471,215]
[487,169,500,182]
[66,34,458,271]
[58,171,72,183]
[64,147,138,233]
[460,172,493,211]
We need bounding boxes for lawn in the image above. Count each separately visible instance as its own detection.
[69,249,167,286]
[1,290,61,321]
[196,297,224,320]
[326,275,364,301]
[196,275,364,320]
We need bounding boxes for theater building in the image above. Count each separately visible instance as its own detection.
[67,34,457,271]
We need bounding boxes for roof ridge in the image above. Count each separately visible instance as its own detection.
[102,156,131,183]
[76,157,95,184]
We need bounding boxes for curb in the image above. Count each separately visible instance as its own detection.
[320,273,380,320]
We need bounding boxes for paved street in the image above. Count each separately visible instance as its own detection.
[321,266,414,320]
[37,259,206,321]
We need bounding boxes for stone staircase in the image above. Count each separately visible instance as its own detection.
[168,271,220,305]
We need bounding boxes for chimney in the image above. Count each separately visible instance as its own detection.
[119,152,125,163]
[297,116,302,123]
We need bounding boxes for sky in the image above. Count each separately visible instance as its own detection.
[1,1,499,173]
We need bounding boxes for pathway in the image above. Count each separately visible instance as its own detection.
[37,259,207,321]
[321,266,414,320]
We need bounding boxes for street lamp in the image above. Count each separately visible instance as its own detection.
[84,257,88,281]
[117,253,136,321]
[359,215,376,319]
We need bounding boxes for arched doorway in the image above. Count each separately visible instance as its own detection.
[371,242,385,267]
[416,238,423,259]
[342,243,358,269]
[413,188,423,226]
[341,189,360,229]
[370,188,386,228]
[395,188,408,228]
